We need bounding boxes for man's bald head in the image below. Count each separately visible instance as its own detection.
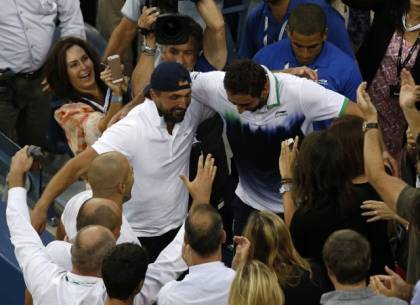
[76,198,122,238]
[87,152,133,201]
[71,225,116,275]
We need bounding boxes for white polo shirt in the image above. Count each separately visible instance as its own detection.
[92,99,214,237]
[61,190,140,245]
[191,69,348,212]
[157,261,235,305]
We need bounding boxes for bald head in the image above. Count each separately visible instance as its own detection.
[76,198,122,238]
[71,225,116,275]
[87,152,132,201]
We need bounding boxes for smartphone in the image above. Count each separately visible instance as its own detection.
[107,55,124,84]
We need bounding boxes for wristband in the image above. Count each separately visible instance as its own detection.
[138,26,153,36]
[111,94,123,104]
[142,43,157,56]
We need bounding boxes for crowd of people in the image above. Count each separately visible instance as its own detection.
[2,0,420,304]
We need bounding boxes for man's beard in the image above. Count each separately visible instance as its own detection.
[160,107,186,123]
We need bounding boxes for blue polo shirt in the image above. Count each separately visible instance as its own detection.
[253,38,362,101]
[239,0,354,59]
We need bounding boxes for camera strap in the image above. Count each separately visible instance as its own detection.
[397,32,420,77]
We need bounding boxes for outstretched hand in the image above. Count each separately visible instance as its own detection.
[231,235,251,270]
[369,266,412,300]
[357,82,377,121]
[180,154,217,205]
[8,146,33,188]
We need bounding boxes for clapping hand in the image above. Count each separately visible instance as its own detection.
[279,136,299,179]
[357,82,377,121]
[231,236,251,270]
[400,69,419,110]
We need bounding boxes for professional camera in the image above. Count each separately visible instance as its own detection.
[147,0,193,45]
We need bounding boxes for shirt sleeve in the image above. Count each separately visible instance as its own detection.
[121,0,143,22]
[56,0,86,39]
[341,62,363,101]
[91,114,139,162]
[6,188,65,295]
[190,71,226,113]
[298,78,348,129]
[46,241,73,271]
[325,7,354,58]
[134,225,187,305]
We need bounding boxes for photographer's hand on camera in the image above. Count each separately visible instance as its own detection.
[138,6,159,41]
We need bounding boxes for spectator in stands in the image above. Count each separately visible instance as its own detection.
[104,0,227,88]
[236,211,326,305]
[0,0,85,148]
[357,70,420,284]
[351,0,420,159]
[102,243,149,305]
[279,132,366,266]
[31,62,216,262]
[228,260,285,305]
[157,204,235,305]
[6,148,115,305]
[254,3,362,102]
[321,229,407,305]
[56,152,138,245]
[239,0,353,59]
[190,59,362,236]
[44,37,129,155]
[328,115,394,275]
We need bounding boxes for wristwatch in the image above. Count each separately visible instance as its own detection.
[279,182,293,194]
[362,122,379,133]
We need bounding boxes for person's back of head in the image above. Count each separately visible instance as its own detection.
[185,204,224,257]
[102,243,149,302]
[76,198,122,239]
[288,3,327,36]
[88,152,133,202]
[323,229,371,287]
[294,131,352,209]
[71,225,116,276]
[329,115,365,179]
[242,211,310,286]
[228,260,284,305]
[224,59,267,98]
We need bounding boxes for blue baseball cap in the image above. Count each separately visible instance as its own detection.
[143,62,191,96]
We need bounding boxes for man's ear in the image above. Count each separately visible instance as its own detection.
[221,229,227,244]
[116,182,125,195]
[322,29,328,41]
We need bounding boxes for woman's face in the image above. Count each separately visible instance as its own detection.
[65,45,96,92]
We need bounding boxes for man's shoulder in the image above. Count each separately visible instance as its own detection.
[254,39,289,61]
[322,42,357,64]
[247,2,267,21]
[64,190,92,214]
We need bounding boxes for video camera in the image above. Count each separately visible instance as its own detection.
[146,0,193,45]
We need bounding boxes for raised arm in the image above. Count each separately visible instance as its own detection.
[31,147,98,233]
[400,69,420,139]
[103,17,138,61]
[198,0,227,70]
[357,83,407,209]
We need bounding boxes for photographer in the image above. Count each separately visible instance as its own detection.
[131,0,226,96]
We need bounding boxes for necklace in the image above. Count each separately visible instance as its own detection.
[403,14,420,32]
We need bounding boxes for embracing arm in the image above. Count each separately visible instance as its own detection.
[31,147,98,233]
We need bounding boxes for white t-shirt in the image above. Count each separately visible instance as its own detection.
[157,261,235,305]
[60,190,140,245]
[92,99,214,237]
[191,69,348,212]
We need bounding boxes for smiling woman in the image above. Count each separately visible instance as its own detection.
[44,37,129,155]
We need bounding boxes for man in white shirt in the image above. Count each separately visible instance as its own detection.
[31,62,214,262]
[57,151,139,245]
[157,204,235,305]
[6,148,116,305]
[190,58,363,235]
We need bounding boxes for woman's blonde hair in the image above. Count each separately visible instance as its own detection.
[229,260,284,305]
[242,211,310,287]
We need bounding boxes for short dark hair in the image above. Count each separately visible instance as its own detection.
[76,199,119,232]
[224,59,267,98]
[288,3,327,35]
[329,115,365,179]
[44,36,106,100]
[185,204,223,256]
[102,243,149,300]
[323,230,371,285]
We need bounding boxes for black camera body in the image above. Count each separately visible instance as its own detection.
[147,0,192,45]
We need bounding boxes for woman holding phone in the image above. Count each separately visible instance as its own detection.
[45,37,128,155]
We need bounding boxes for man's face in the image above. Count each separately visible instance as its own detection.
[288,30,327,65]
[226,92,266,114]
[161,36,198,72]
[152,87,192,123]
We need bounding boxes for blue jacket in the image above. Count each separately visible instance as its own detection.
[239,0,354,59]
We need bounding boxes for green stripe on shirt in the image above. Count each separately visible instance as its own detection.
[339,98,350,116]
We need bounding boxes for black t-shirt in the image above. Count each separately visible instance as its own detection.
[290,182,393,275]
